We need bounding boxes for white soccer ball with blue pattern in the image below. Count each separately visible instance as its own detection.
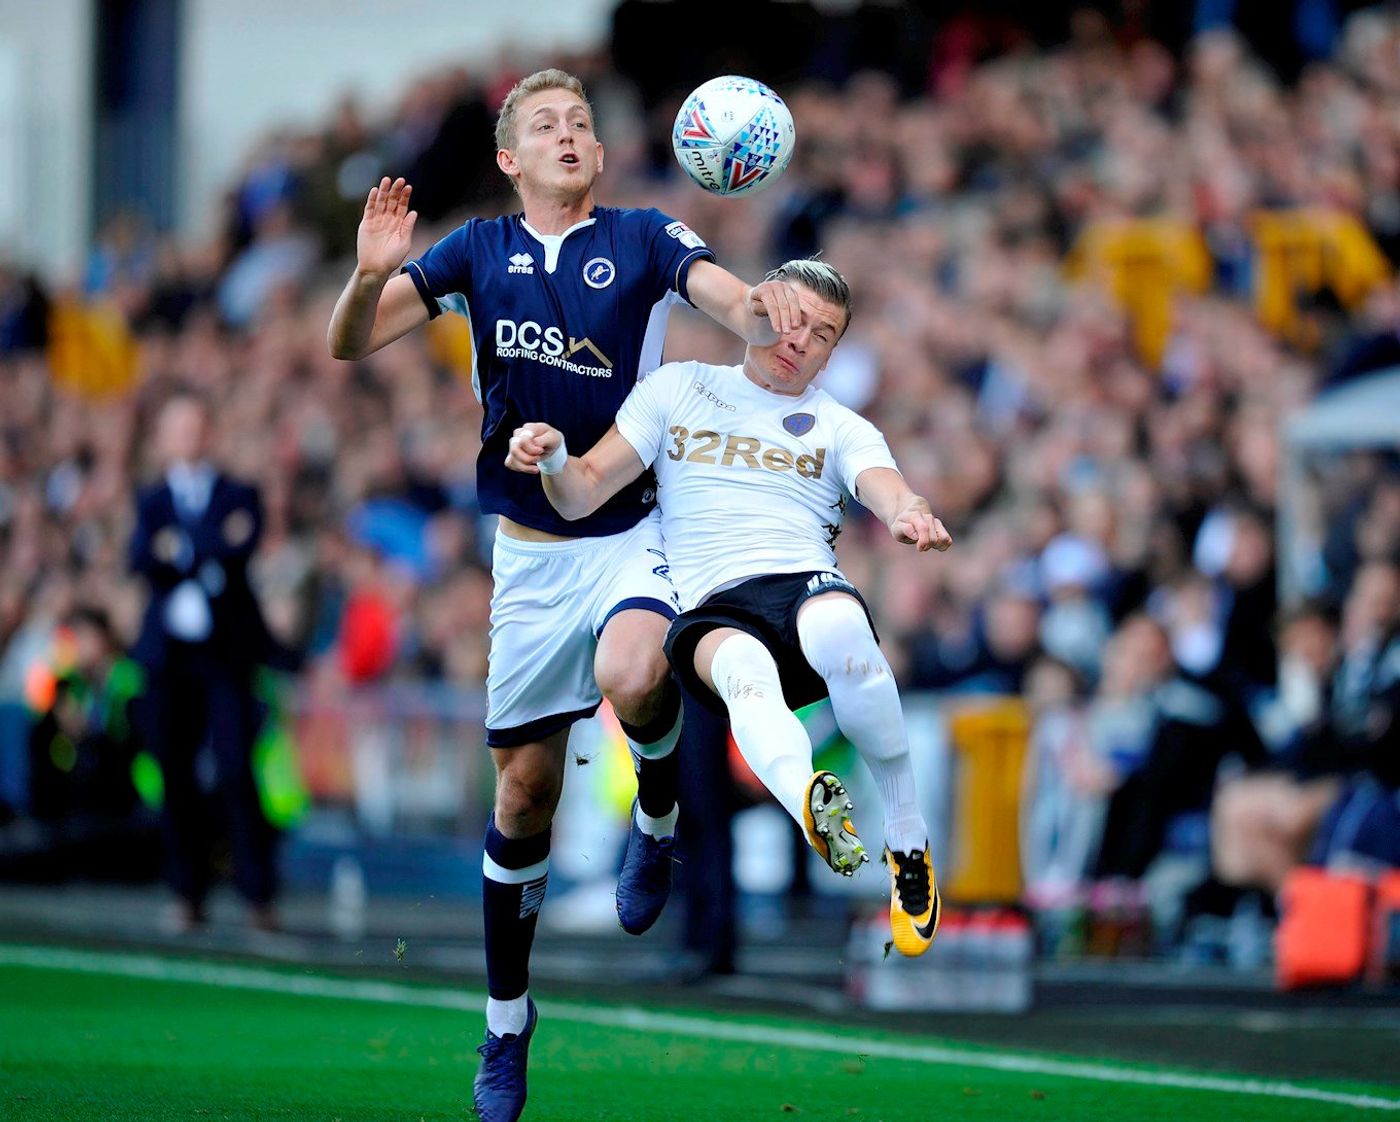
[672,76,795,197]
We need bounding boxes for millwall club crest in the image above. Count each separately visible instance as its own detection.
[583,257,616,289]
[783,413,815,437]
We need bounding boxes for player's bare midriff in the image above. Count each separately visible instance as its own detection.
[497,516,577,543]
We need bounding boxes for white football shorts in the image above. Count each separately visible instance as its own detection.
[485,509,680,747]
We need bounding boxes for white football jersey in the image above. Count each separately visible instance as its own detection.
[615,360,897,609]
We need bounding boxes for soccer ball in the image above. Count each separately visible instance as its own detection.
[671,76,795,197]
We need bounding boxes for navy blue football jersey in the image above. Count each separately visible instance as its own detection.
[403,206,715,537]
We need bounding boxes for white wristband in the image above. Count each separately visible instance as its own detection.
[538,436,568,475]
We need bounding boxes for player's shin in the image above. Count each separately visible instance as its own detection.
[615,685,683,935]
[620,685,682,838]
[481,815,550,1036]
[796,598,929,854]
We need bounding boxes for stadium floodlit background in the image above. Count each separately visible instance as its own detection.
[2,0,1399,1119]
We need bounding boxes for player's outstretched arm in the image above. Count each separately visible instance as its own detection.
[854,467,953,553]
[685,259,803,346]
[327,177,429,360]
[505,423,647,520]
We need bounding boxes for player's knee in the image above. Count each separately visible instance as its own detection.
[797,596,886,682]
[495,763,562,824]
[710,631,782,705]
[596,651,670,720]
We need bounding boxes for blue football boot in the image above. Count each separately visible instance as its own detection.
[615,799,676,935]
[473,998,538,1122]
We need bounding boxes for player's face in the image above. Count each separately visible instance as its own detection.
[743,287,848,396]
[497,90,603,198]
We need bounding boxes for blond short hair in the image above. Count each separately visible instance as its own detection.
[765,259,854,335]
[495,69,593,150]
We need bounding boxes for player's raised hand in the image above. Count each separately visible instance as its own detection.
[891,499,952,553]
[505,423,562,474]
[356,177,418,280]
[747,279,804,335]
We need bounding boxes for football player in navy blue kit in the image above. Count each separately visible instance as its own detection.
[327,69,803,1122]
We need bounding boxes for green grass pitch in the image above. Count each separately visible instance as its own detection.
[0,945,1396,1122]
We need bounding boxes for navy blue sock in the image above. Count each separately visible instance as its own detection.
[482,815,551,1001]
[620,686,682,819]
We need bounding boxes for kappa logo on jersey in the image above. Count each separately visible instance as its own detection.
[692,381,737,411]
[507,252,534,275]
[664,221,707,250]
[583,257,616,289]
[783,413,816,437]
[495,320,613,375]
[667,426,825,478]
[823,494,848,549]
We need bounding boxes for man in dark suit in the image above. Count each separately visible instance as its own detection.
[130,390,278,931]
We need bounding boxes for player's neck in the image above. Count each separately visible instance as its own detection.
[519,189,596,236]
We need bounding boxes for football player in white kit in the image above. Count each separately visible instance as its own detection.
[506,260,951,957]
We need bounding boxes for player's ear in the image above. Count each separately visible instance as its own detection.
[594,141,605,176]
[496,148,519,179]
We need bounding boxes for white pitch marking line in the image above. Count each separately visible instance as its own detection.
[2,944,1397,1113]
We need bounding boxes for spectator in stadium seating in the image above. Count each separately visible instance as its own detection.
[334,543,403,685]
[1021,655,1102,906]
[1213,560,1400,890]
[1213,507,1279,697]
[84,212,156,300]
[1194,3,1342,83]
[217,202,317,329]
[4,606,160,882]
[129,390,281,932]
[1320,471,1400,606]
[0,264,50,354]
[1326,282,1400,389]
[1038,534,1115,684]
[905,582,1042,694]
[1089,613,1267,881]
[25,607,145,820]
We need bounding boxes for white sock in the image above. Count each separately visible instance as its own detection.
[797,596,930,854]
[635,802,679,840]
[486,993,529,1037]
[624,705,683,763]
[709,632,813,826]
[625,702,681,827]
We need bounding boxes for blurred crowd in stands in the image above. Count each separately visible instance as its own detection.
[2,1,1400,954]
